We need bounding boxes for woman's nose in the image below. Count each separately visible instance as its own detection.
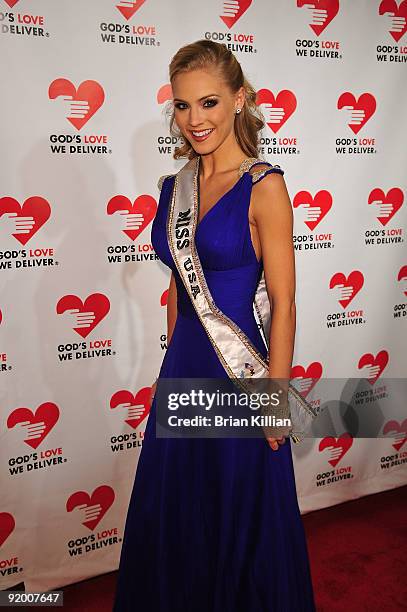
[188,105,204,127]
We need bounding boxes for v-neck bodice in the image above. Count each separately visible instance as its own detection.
[196,156,260,228]
[197,172,244,229]
[151,159,284,323]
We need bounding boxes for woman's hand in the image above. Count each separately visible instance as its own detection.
[260,379,290,451]
[266,436,286,451]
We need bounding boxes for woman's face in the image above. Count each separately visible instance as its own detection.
[171,67,244,156]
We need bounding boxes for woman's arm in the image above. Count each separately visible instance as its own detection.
[252,172,296,383]
[251,171,295,450]
[166,271,178,346]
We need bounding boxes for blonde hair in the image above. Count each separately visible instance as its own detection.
[166,39,264,160]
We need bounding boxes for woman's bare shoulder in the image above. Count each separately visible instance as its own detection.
[250,170,290,222]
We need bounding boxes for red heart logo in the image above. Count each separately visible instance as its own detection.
[297,0,340,35]
[398,265,407,296]
[337,92,376,134]
[48,79,105,131]
[293,191,333,230]
[291,362,323,398]
[66,486,115,531]
[160,289,169,306]
[0,197,51,245]
[358,350,389,385]
[110,388,151,429]
[0,513,15,547]
[330,271,364,308]
[56,293,110,338]
[220,0,252,28]
[368,188,404,226]
[319,433,353,467]
[256,89,297,133]
[3,0,19,7]
[383,419,407,451]
[116,0,146,20]
[107,195,157,241]
[7,403,60,450]
[157,84,173,105]
[379,0,407,42]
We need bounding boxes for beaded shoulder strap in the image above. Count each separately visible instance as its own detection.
[159,159,282,191]
[238,158,283,184]
[157,173,175,192]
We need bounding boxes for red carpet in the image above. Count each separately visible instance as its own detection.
[9,485,406,611]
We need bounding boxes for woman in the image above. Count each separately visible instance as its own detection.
[113,40,316,611]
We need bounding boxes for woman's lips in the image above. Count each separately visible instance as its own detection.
[189,128,215,142]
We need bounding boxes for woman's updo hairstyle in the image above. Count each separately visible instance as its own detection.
[166,39,265,160]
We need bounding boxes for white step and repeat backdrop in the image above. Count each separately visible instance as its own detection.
[1,0,406,594]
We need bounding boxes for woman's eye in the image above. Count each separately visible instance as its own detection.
[174,99,218,110]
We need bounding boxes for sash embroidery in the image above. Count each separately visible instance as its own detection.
[165,156,318,443]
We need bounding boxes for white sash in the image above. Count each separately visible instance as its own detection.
[165,156,318,443]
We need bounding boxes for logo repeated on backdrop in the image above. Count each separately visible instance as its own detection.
[66,485,122,557]
[0,1,50,38]
[0,512,22,577]
[295,0,343,60]
[56,293,117,363]
[351,372,393,448]
[0,196,57,270]
[315,433,355,487]
[358,349,389,385]
[364,187,404,246]
[398,265,407,296]
[156,84,184,156]
[204,0,257,54]
[327,270,367,329]
[377,0,407,62]
[393,265,407,319]
[6,403,68,476]
[336,92,378,155]
[256,89,300,156]
[0,512,15,547]
[106,194,158,264]
[293,189,334,251]
[290,362,323,413]
[110,387,152,453]
[383,419,407,451]
[380,418,407,470]
[291,362,323,396]
[48,79,110,155]
[116,0,146,20]
[99,0,159,47]
[347,354,391,444]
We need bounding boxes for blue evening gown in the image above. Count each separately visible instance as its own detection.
[113,161,316,611]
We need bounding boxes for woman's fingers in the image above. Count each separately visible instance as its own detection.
[267,436,286,451]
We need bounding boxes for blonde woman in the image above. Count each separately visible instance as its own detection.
[113,40,316,612]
